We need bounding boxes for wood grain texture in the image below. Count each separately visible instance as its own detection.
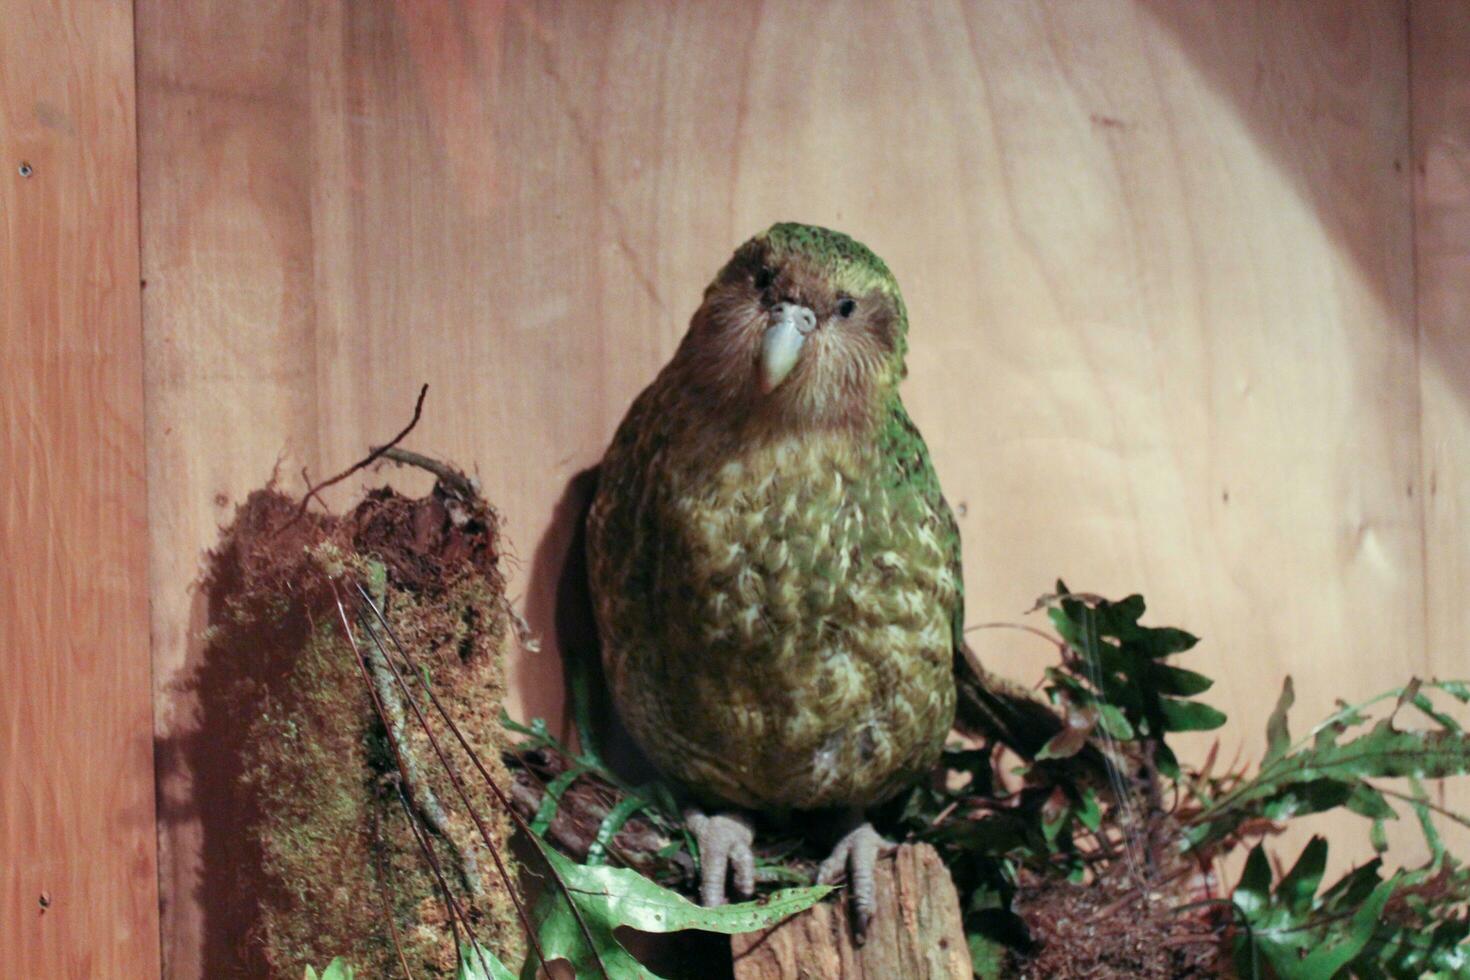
[731,844,969,980]
[1412,0,1470,844]
[133,1,1440,972]
[1,0,162,976]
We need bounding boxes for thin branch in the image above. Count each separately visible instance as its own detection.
[336,589,546,976]
[281,383,429,531]
[334,593,484,972]
[1371,783,1470,830]
[377,447,478,501]
[352,599,547,969]
[363,600,482,894]
[355,583,611,980]
[964,621,1068,652]
[371,807,418,980]
[396,785,475,974]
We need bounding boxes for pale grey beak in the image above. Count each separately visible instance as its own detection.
[759,302,817,393]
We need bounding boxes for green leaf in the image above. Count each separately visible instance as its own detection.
[587,795,646,866]
[1264,677,1295,767]
[1147,741,1178,781]
[1095,703,1135,740]
[1193,715,1470,852]
[1232,840,1394,980]
[1439,680,1470,704]
[1075,786,1103,832]
[1294,878,1394,978]
[531,765,589,836]
[1293,720,1470,781]
[1233,845,1272,919]
[525,843,829,980]
[1130,626,1200,659]
[1146,663,1214,696]
[1046,606,1076,645]
[1095,594,1146,633]
[968,931,1008,980]
[1371,817,1389,853]
[1040,791,1072,843]
[459,942,516,980]
[1319,858,1384,909]
[1412,692,1465,733]
[1277,836,1328,918]
[1408,776,1446,863]
[1260,778,1351,821]
[501,711,554,748]
[1159,698,1227,732]
[1343,782,1397,821]
[304,960,354,980]
[1229,828,1470,980]
[567,651,607,769]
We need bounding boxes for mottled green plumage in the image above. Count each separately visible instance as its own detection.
[587,224,961,813]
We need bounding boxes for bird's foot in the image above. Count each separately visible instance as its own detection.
[685,809,756,907]
[817,821,895,942]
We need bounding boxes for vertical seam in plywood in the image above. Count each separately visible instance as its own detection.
[1406,0,1432,676]
[128,0,166,969]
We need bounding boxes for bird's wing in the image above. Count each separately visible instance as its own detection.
[880,402,1079,759]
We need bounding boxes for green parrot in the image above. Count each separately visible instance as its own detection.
[586,223,1044,932]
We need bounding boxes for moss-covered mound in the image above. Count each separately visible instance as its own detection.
[194,477,522,977]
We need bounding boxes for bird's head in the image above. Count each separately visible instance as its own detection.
[673,222,909,433]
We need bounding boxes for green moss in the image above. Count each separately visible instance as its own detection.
[200,488,523,978]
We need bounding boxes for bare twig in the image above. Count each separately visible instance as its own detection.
[355,584,611,980]
[371,807,418,980]
[362,587,482,894]
[340,589,548,974]
[280,383,429,532]
[504,750,694,879]
[396,785,477,975]
[964,620,1069,654]
[377,447,478,501]
[333,592,487,973]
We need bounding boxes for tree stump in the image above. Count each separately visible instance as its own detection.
[731,844,969,980]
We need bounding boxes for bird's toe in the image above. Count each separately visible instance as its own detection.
[816,822,894,943]
[687,809,756,907]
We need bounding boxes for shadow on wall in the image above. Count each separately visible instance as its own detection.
[520,464,659,784]
[485,466,728,977]
[1139,1,1410,317]
[154,543,289,978]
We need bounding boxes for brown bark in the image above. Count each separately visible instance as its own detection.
[731,844,969,980]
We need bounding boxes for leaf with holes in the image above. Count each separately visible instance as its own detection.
[523,842,830,980]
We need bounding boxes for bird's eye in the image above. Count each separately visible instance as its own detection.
[836,297,857,318]
[754,266,774,291]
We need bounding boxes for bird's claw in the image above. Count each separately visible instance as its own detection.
[686,809,756,907]
[817,822,894,942]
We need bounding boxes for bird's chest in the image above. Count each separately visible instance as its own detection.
[658,438,954,671]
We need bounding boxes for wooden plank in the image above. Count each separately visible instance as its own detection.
[137,2,1422,970]
[0,0,162,976]
[135,4,322,975]
[1412,0,1470,841]
[939,0,1421,869]
[731,845,969,980]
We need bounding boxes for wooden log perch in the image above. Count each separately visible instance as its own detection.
[731,844,970,980]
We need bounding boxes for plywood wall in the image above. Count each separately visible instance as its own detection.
[1415,1,1470,724]
[111,0,1467,973]
[1413,0,1470,860]
[1,0,161,976]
